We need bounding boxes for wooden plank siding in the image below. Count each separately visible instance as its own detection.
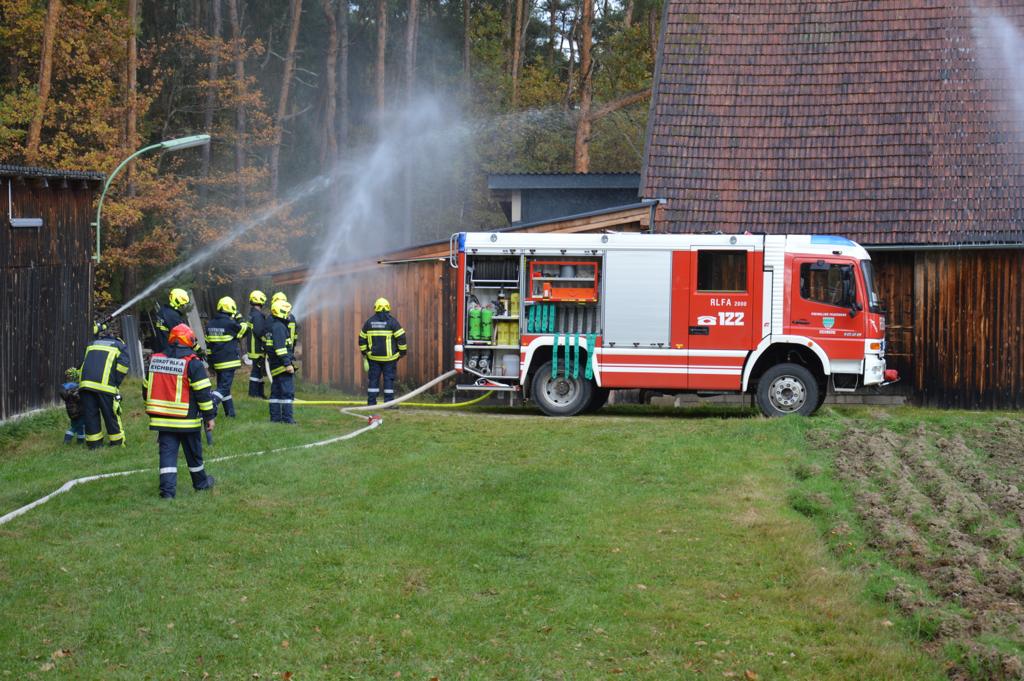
[869,249,1024,409]
[912,250,1024,409]
[0,171,102,420]
[273,205,650,394]
[870,252,915,392]
[287,260,455,394]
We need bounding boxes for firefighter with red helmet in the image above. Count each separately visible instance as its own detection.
[78,322,130,448]
[143,323,217,498]
[265,298,296,423]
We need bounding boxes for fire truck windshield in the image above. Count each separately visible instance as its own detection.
[860,260,882,313]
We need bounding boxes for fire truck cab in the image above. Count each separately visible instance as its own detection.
[451,231,896,417]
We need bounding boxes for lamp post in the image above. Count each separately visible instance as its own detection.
[93,134,210,262]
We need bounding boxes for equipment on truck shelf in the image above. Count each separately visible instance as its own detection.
[450,231,898,417]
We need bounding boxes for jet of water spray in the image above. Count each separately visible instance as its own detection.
[108,165,353,320]
[292,95,474,320]
[972,7,1024,142]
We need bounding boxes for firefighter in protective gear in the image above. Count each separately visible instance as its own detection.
[265,298,296,423]
[154,288,190,353]
[272,291,299,351]
[205,296,246,417]
[79,324,131,448]
[359,297,407,405]
[143,323,217,499]
[245,290,268,398]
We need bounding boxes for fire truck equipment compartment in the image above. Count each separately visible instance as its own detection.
[603,250,672,347]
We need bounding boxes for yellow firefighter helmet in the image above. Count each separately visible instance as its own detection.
[271,298,292,319]
[216,296,238,315]
[169,288,190,309]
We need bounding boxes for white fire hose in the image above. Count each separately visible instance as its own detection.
[0,370,461,527]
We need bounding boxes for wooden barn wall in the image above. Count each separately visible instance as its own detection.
[0,181,96,419]
[301,261,455,393]
[870,252,915,392]
[839,250,1024,408]
[913,250,1024,409]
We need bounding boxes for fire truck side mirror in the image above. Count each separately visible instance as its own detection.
[841,267,860,317]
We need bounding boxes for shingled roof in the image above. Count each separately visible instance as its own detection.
[642,1,1024,246]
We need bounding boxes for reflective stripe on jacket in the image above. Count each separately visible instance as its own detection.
[79,337,130,394]
[154,304,184,353]
[287,314,299,350]
[143,346,216,431]
[359,312,407,362]
[266,316,293,377]
[245,306,266,358]
[205,311,245,370]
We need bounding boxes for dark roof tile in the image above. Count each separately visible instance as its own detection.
[642,0,1024,245]
[0,164,105,182]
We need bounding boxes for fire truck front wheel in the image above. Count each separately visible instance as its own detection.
[755,363,821,417]
[531,361,594,416]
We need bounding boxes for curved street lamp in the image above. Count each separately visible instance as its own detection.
[93,134,211,262]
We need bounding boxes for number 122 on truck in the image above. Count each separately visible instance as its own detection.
[449,231,898,417]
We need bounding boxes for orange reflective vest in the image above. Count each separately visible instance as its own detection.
[145,352,202,429]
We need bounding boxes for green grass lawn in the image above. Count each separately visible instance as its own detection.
[0,386,945,680]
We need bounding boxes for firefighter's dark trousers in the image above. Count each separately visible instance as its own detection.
[81,390,124,449]
[157,430,213,498]
[367,360,397,405]
[248,357,266,398]
[269,372,295,423]
[212,368,237,417]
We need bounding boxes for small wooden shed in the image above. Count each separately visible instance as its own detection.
[272,203,654,393]
[0,165,103,420]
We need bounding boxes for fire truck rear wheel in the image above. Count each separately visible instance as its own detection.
[531,361,594,416]
[756,363,820,417]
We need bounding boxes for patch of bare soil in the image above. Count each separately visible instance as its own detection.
[831,420,1024,679]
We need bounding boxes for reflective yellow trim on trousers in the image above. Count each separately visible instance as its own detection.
[213,359,242,370]
[149,416,202,429]
[85,432,105,442]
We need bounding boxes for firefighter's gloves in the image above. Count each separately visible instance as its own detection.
[362,357,370,373]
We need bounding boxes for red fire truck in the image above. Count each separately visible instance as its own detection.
[450,231,897,417]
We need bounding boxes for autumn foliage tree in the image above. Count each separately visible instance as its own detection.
[0,0,659,309]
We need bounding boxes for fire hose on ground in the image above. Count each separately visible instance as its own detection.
[0,370,491,527]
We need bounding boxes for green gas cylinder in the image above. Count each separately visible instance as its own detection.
[468,307,482,340]
[481,308,494,341]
